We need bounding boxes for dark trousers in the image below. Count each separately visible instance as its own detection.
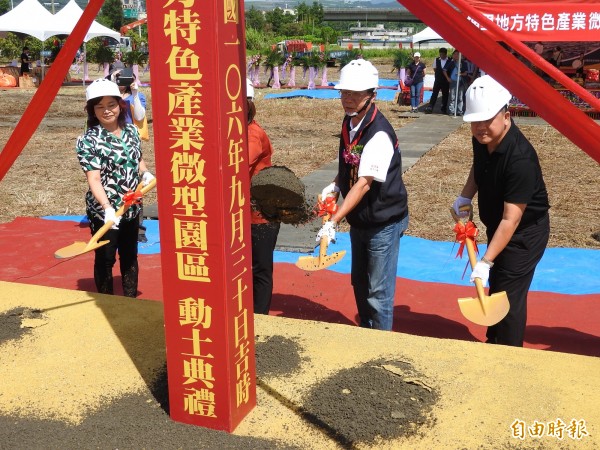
[90,216,140,298]
[251,222,280,314]
[486,213,550,347]
[428,78,449,112]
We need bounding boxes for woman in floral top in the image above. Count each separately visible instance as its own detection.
[76,79,154,297]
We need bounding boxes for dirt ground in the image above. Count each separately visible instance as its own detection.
[0,58,598,248]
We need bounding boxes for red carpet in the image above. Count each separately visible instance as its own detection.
[1,217,598,357]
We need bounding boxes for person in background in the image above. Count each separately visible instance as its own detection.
[110,69,149,242]
[76,79,155,297]
[320,60,409,331]
[452,75,549,347]
[406,52,426,113]
[574,53,585,79]
[246,79,280,314]
[550,46,563,68]
[425,47,450,114]
[111,53,125,72]
[20,47,30,76]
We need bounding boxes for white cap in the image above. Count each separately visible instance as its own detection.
[86,79,120,101]
[335,59,379,91]
[246,78,254,100]
[414,52,421,57]
[463,75,512,122]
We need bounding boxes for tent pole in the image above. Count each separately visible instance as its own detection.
[83,42,86,87]
[453,52,461,117]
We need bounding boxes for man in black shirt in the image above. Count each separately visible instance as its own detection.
[452,75,550,347]
[425,47,450,114]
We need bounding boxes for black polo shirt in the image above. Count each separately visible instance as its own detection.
[473,120,549,238]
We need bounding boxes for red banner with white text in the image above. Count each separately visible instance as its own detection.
[146,0,255,432]
[468,0,600,40]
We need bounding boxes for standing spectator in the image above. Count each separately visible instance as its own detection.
[574,53,585,79]
[320,60,409,331]
[465,56,479,86]
[533,41,544,56]
[246,79,280,314]
[447,50,468,116]
[20,47,30,76]
[425,47,450,114]
[550,46,563,67]
[76,79,155,297]
[453,75,550,347]
[407,52,426,113]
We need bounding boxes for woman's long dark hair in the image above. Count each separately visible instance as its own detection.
[85,96,127,129]
[247,99,256,124]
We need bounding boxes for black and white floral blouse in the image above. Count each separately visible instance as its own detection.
[76,124,142,222]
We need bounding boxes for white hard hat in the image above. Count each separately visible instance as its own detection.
[463,75,512,122]
[86,78,120,102]
[414,52,421,57]
[335,59,379,91]
[246,78,254,100]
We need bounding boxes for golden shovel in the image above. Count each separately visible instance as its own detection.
[54,178,156,259]
[451,207,509,326]
[295,195,346,271]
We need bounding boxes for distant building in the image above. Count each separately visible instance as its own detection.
[338,23,413,49]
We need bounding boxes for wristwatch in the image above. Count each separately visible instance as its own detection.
[481,256,494,268]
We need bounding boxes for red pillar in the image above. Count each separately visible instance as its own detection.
[146,0,256,432]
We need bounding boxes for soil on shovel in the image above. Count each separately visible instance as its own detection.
[251,166,314,225]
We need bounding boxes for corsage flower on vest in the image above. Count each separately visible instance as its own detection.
[343,143,364,166]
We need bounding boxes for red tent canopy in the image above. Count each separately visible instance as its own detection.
[468,0,600,41]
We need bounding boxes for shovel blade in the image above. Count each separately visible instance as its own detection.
[457,291,510,326]
[54,240,110,259]
[295,250,346,271]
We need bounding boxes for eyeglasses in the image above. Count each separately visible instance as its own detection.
[340,90,369,99]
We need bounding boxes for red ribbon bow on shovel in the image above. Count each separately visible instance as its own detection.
[316,195,338,217]
[123,190,143,208]
[453,220,479,259]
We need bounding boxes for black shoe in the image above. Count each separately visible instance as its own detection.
[424,106,433,114]
[138,233,148,243]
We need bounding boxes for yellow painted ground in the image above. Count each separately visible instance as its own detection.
[0,281,598,449]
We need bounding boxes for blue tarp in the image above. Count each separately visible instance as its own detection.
[264,88,401,102]
[264,86,432,103]
[43,216,600,295]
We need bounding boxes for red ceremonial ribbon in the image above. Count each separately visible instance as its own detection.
[317,196,338,217]
[123,190,143,208]
[453,220,479,259]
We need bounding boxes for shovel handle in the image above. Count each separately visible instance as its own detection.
[89,178,157,246]
[451,206,488,312]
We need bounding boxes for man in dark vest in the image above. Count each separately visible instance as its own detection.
[318,59,409,331]
[425,47,450,114]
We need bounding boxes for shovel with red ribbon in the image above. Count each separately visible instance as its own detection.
[54,178,156,259]
[451,206,509,326]
[295,194,346,271]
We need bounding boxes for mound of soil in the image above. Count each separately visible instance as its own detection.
[251,166,314,225]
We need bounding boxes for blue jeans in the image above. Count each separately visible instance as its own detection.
[410,82,423,108]
[350,216,409,330]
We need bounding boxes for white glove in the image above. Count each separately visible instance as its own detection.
[470,260,491,286]
[104,207,121,230]
[142,171,155,187]
[321,182,340,199]
[316,220,337,244]
[452,195,472,217]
